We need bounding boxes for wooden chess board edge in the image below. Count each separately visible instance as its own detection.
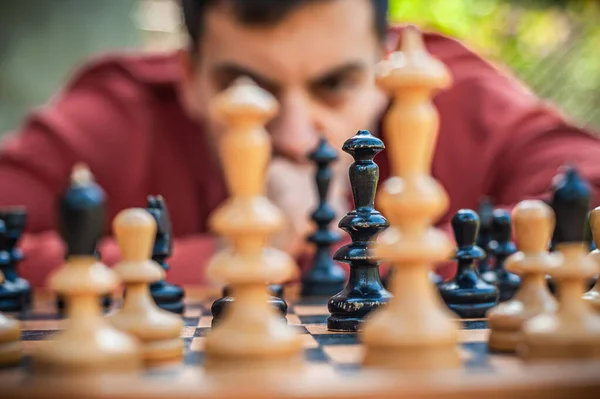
[3,359,600,399]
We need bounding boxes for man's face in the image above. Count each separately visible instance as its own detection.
[181,0,387,163]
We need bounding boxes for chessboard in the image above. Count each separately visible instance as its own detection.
[2,286,600,399]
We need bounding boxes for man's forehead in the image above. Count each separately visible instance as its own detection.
[198,0,380,83]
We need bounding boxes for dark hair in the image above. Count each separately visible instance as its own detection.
[181,0,389,54]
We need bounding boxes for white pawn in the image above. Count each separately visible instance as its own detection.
[109,208,183,366]
[487,200,558,352]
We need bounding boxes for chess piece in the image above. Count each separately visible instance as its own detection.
[0,261,23,366]
[109,208,184,366]
[34,164,141,374]
[327,130,391,332]
[301,136,346,296]
[476,197,494,274]
[211,284,287,327]
[0,227,21,313]
[385,266,441,288]
[482,210,520,301]
[362,27,461,371]
[429,270,443,285]
[268,284,284,299]
[56,248,112,314]
[0,208,30,312]
[519,166,600,361]
[203,78,301,370]
[547,210,597,294]
[146,195,185,314]
[487,200,558,352]
[583,206,600,312]
[220,284,284,298]
[438,209,499,318]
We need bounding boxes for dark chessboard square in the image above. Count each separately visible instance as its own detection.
[462,319,488,330]
[304,348,328,363]
[312,333,360,346]
[184,350,205,366]
[462,342,490,369]
[335,363,361,374]
[21,330,56,341]
[193,327,211,338]
[183,317,200,327]
[298,315,329,324]
[291,297,329,306]
[15,312,62,321]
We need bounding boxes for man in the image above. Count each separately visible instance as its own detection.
[1,0,599,288]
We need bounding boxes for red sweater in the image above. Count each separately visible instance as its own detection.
[1,30,600,288]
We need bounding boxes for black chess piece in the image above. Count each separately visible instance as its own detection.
[214,283,284,303]
[268,284,284,299]
[0,220,25,312]
[548,209,597,294]
[438,209,499,318]
[0,207,32,311]
[481,209,520,301]
[301,136,346,297]
[55,167,112,313]
[546,166,597,294]
[551,165,590,243]
[211,285,287,327]
[146,195,185,314]
[476,197,494,274]
[327,130,391,332]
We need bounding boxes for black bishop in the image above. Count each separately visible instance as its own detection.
[327,130,391,332]
[301,136,346,297]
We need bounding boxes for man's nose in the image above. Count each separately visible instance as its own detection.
[268,94,320,163]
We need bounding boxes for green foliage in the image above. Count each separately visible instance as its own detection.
[388,0,600,130]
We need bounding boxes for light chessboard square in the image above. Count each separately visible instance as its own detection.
[293,305,329,316]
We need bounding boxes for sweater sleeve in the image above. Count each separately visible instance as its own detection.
[0,56,218,288]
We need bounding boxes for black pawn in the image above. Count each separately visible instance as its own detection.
[476,197,494,274]
[545,165,593,294]
[302,136,346,296]
[552,165,590,244]
[211,285,287,327]
[268,284,284,299]
[56,167,111,313]
[438,209,499,318]
[547,208,597,294]
[0,219,25,312]
[146,195,185,314]
[481,210,520,301]
[0,208,32,311]
[327,130,391,332]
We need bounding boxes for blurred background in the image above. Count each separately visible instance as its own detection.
[1,0,599,134]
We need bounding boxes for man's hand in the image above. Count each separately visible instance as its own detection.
[266,156,350,259]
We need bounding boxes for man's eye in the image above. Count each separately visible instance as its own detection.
[312,74,360,105]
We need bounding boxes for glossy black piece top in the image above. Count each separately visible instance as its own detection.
[0,220,11,268]
[335,130,388,263]
[551,165,590,244]
[58,170,106,256]
[452,209,485,261]
[147,195,173,264]
[489,209,516,256]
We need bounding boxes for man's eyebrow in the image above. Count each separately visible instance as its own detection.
[308,61,367,86]
[212,63,280,92]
